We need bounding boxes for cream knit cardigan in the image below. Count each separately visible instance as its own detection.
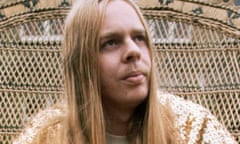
[13,93,237,144]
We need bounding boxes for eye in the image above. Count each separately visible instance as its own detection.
[101,39,120,50]
[134,35,146,44]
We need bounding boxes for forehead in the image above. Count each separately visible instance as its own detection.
[100,0,144,32]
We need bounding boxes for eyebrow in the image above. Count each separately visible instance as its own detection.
[100,28,146,40]
[100,31,121,41]
[132,29,146,34]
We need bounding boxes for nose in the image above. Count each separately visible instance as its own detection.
[122,38,141,63]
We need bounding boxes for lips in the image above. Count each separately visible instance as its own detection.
[123,71,146,85]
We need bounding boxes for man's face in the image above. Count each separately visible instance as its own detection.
[99,0,151,111]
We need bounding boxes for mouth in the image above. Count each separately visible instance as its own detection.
[123,71,146,85]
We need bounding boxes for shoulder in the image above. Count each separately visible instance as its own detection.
[13,102,66,144]
[158,92,209,122]
[158,92,237,144]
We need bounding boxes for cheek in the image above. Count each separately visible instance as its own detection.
[99,59,108,82]
[143,49,151,66]
[99,57,117,97]
[99,55,118,80]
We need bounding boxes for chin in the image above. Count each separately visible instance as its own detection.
[126,89,148,104]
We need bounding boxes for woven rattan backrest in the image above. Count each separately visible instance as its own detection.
[139,0,240,142]
[0,1,72,143]
[0,0,239,143]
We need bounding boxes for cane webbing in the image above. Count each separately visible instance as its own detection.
[0,0,239,144]
[0,1,70,143]
[144,6,240,142]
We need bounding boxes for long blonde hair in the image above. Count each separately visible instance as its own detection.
[62,0,178,143]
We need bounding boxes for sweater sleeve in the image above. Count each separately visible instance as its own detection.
[13,105,65,144]
[158,93,237,144]
[197,109,237,144]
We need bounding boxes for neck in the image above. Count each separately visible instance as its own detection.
[104,104,135,136]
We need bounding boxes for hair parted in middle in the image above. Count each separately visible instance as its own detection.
[62,0,179,143]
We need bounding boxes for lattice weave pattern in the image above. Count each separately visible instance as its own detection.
[144,9,240,142]
[0,1,68,142]
[0,0,239,144]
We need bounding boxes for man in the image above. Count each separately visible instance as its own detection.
[14,0,237,144]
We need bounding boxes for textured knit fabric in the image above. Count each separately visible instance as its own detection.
[158,92,237,144]
[13,94,237,144]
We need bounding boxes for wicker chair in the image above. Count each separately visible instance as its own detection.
[0,1,70,143]
[0,0,239,143]
[138,0,240,142]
